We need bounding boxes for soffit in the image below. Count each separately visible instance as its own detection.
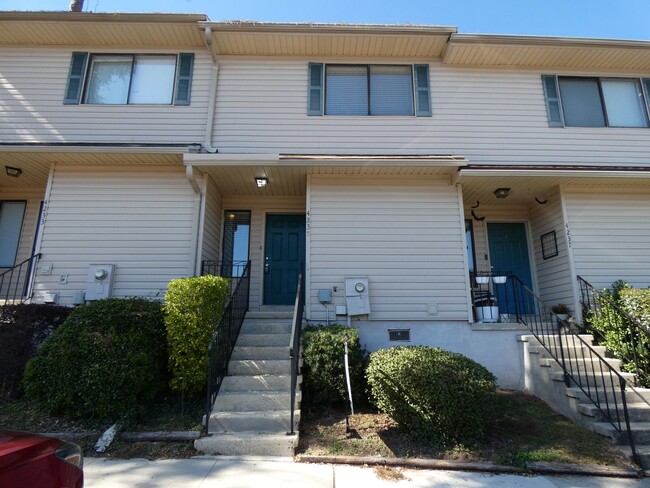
[0,12,206,48]
[445,34,650,71]
[203,22,455,58]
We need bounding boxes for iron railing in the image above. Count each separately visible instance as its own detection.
[203,260,250,435]
[578,276,650,388]
[0,254,40,304]
[287,266,305,436]
[202,260,248,279]
[472,271,638,464]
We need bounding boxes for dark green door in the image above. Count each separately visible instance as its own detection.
[263,214,305,305]
[487,222,533,314]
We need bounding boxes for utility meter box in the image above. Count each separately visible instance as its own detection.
[86,264,115,301]
[345,278,370,316]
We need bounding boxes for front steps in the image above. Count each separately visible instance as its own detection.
[195,310,301,457]
[521,334,650,469]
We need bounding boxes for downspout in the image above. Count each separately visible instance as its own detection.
[202,26,219,153]
[186,165,203,276]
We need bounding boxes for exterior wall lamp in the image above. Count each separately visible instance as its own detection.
[493,188,511,199]
[5,166,22,178]
[255,177,268,188]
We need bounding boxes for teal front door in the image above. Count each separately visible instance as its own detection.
[487,222,533,314]
[263,214,306,305]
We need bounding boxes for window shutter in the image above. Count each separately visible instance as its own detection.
[642,78,650,117]
[63,52,88,104]
[542,75,564,126]
[174,53,194,106]
[414,64,432,117]
[307,63,324,115]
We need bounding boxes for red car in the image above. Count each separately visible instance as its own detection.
[0,430,83,488]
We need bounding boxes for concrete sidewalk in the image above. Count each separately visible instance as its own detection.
[84,456,650,488]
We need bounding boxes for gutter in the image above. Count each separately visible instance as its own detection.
[201,26,219,153]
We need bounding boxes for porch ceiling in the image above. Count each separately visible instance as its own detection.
[195,164,458,196]
[460,171,650,207]
[0,151,183,188]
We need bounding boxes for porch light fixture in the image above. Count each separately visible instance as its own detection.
[493,188,511,199]
[5,166,22,178]
[255,177,268,188]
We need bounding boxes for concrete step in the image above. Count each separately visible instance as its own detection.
[551,370,635,388]
[539,357,622,373]
[528,344,607,359]
[207,410,300,433]
[231,346,290,360]
[240,321,292,335]
[214,391,299,412]
[578,403,650,422]
[245,311,295,319]
[195,432,298,456]
[220,374,296,392]
[523,334,596,348]
[229,359,292,375]
[236,333,291,346]
[593,421,650,445]
[617,445,650,470]
[566,386,650,405]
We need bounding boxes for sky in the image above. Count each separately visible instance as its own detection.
[3,0,650,41]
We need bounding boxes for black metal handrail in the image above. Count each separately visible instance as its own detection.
[483,272,638,464]
[287,266,305,436]
[201,260,249,279]
[0,253,40,304]
[578,276,650,389]
[203,260,250,435]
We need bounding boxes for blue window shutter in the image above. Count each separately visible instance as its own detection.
[174,53,194,106]
[542,75,564,126]
[307,62,324,115]
[413,64,431,117]
[64,52,88,104]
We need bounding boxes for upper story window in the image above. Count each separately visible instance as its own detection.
[543,75,650,128]
[308,63,432,117]
[63,52,194,106]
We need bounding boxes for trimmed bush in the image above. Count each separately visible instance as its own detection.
[367,346,497,446]
[301,325,366,407]
[22,298,167,418]
[0,304,72,398]
[164,275,230,394]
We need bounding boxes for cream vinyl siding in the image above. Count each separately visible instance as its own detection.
[529,191,573,306]
[33,164,195,304]
[221,195,305,311]
[201,175,222,264]
[563,187,650,289]
[214,58,650,166]
[0,47,210,144]
[0,187,42,268]
[308,175,467,321]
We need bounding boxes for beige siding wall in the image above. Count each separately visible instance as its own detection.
[33,164,195,304]
[201,175,222,264]
[308,175,468,322]
[563,186,650,290]
[0,47,210,144]
[0,186,43,269]
[214,57,650,166]
[221,195,305,311]
[529,190,574,307]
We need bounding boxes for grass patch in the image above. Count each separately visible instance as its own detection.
[298,390,632,469]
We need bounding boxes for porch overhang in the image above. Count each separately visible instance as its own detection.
[184,153,468,197]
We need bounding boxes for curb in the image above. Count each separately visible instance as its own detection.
[297,455,643,479]
[40,431,200,442]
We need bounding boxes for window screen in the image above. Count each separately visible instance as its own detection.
[558,77,606,127]
[325,66,368,115]
[601,79,648,127]
[369,65,414,115]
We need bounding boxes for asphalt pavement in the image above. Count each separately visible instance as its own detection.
[84,456,650,488]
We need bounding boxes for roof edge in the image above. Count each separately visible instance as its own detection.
[450,33,650,49]
[200,20,457,35]
[0,11,209,23]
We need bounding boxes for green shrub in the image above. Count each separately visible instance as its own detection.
[0,304,72,398]
[366,346,496,446]
[589,282,650,387]
[301,325,366,407]
[164,275,230,394]
[22,298,167,418]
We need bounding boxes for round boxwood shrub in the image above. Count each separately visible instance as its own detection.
[23,298,168,418]
[366,346,496,446]
[301,325,366,407]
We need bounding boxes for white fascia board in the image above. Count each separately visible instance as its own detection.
[458,168,650,179]
[0,145,187,154]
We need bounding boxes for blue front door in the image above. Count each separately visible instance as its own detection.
[487,222,533,314]
[263,214,305,305]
